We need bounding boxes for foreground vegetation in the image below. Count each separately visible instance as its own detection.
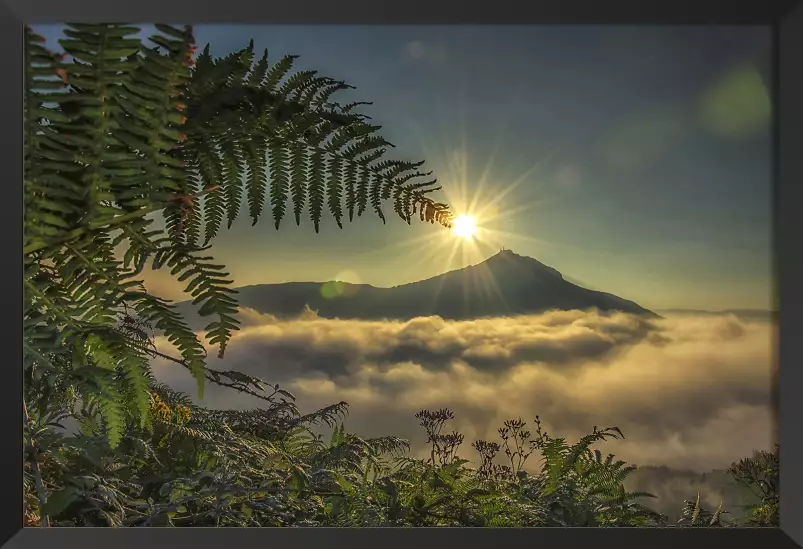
[22,23,779,528]
[24,365,780,527]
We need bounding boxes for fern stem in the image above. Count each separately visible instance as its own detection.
[23,400,51,527]
[138,341,284,405]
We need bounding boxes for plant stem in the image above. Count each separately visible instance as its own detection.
[23,400,50,527]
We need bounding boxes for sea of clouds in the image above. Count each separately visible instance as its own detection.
[151,307,776,476]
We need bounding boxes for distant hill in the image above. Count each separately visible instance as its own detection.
[624,465,761,522]
[174,249,657,326]
[656,308,777,323]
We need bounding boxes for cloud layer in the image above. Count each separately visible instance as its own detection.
[153,308,775,473]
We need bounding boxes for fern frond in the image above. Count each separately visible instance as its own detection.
[308,149,326,231]
[289,139,309,225]
[24,26,453,456]
[244,137,269,225]
[265,54,298,92]
[268,137,290,229]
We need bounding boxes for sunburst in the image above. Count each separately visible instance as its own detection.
[347,105,564,301]
[451,214,477,240]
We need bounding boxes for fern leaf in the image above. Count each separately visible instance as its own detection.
[344,159,358,222]
[245,138,269,225]
[308,148,326,232]
[265,54,298,92]
[369,170,385,223]
[356,163,370,217]
[326,155,344,229]
[268,137,290,229]
[289,139,308,225]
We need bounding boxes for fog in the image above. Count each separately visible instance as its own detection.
[151,307,775,476]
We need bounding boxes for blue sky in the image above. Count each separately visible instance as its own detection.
[33,24,773,310]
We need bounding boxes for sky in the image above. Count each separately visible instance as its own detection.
[33,24,774,312]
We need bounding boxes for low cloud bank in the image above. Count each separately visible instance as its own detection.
[153,308,775,473]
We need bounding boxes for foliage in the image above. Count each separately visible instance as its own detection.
[24,374,779,528]
[24,380,661,528]
[726,446,779,526]
[676,492,727,527]
[24,22,453,453]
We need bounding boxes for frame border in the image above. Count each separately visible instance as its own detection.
[3,1,801,548]
[2,526,803,549]
[2,0,24,546]
[777,1,803,545]
[1,0,801,24]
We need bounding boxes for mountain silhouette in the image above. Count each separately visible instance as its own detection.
[174,250,657,326]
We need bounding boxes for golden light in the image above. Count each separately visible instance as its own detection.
[361,117,560,287]
[452,214,477,240]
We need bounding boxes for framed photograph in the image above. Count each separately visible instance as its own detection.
[4,1,802,548]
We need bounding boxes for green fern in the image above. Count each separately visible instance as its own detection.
[24,23,453,452]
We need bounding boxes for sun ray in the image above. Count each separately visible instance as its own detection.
[468,94,523,214]
[400,97,582,305]
[477,199,555,227]
[350,230,442,259]
[474,146,563,221]
[425,238,464,309]
[483,228,598,253]
[461,240,472,314]
[471,241,512,312]
[479,228,558,249]
[395,238,456,285]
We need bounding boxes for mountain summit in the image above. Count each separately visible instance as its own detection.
[175,249,657,325]
[373,249,657,319]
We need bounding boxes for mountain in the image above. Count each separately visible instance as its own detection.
[174,249,657,326]
[656,308,777,323]
[624,465,759,522]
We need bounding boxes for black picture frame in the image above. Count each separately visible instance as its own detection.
[3,1,801,548]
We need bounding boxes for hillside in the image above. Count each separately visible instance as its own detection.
[174,249,657,326]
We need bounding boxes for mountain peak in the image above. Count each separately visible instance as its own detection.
[492,248,518,259]
[484,249,564,280]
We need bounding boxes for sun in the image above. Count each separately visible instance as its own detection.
[451,214,478,240]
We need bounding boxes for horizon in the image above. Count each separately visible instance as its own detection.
[196,248,777,313]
